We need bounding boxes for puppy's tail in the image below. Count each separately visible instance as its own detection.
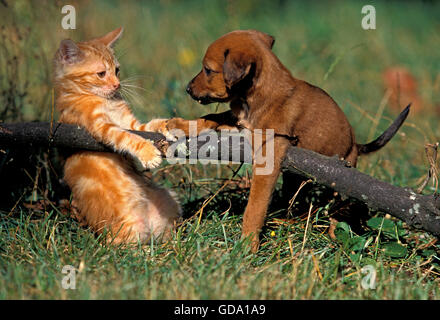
[358,104,410,155]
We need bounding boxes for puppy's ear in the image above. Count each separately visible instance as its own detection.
[259,33,275,49]
[223,49,252,89]
[251,30,275,49]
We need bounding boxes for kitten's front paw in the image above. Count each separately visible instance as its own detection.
[135,141,163,170]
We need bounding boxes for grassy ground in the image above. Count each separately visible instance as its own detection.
[1,0,440,299]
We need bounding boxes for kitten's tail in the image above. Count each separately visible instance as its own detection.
[358,104,410,155]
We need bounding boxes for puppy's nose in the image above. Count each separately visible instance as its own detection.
[186,85,192,95]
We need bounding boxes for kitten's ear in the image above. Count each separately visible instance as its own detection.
[58,39,83,64]
[96,27,123,47]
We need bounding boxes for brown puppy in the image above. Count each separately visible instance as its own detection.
[148,30,409,251]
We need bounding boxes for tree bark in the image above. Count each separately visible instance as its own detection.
[1,121,440,237]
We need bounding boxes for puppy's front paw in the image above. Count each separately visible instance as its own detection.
[241,230,260,253]
[144,118,178,142]
[145,118,191,141]
[135,140,163,170]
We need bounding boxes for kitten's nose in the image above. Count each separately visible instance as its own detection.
[113,82,120,90]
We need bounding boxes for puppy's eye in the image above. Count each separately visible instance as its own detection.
[97,71,106,78]
[204,66,212,76]
[115,67,120,76]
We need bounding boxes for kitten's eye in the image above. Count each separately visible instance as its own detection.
[115,67,120,76]
[204,66,212,76]
[97,71,106,78]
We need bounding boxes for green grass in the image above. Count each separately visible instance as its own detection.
[1,0,440,299]
[1,196,439,299]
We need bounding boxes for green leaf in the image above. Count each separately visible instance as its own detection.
[421,249,436,258]
[349,236,367,252]
[367,217,395,233]
[367,217,404,240]
[349,251,361,263]
[334,222,350,246]
[382,242,408,258]
[396,221,407,237]
[336,221,350,233]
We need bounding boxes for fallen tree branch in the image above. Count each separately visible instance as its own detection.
[1,121,440,237]
[0,122,166,152]
[283,148,440,237]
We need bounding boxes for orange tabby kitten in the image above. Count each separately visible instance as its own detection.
[53,27,180,243]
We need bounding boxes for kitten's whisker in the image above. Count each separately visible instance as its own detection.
[121,84,148,92]
[120,77,148,85]
[121,86,142,97]
[120,87,145,109]
[124,91,145,106]
[120,80,148,87]
[119,90,136,109]
[121,75,148,80]
[120,88,135,100]
[120,85,151,103]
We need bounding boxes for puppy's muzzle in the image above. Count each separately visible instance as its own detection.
[186,83,192,95]
[186,81,212,105]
